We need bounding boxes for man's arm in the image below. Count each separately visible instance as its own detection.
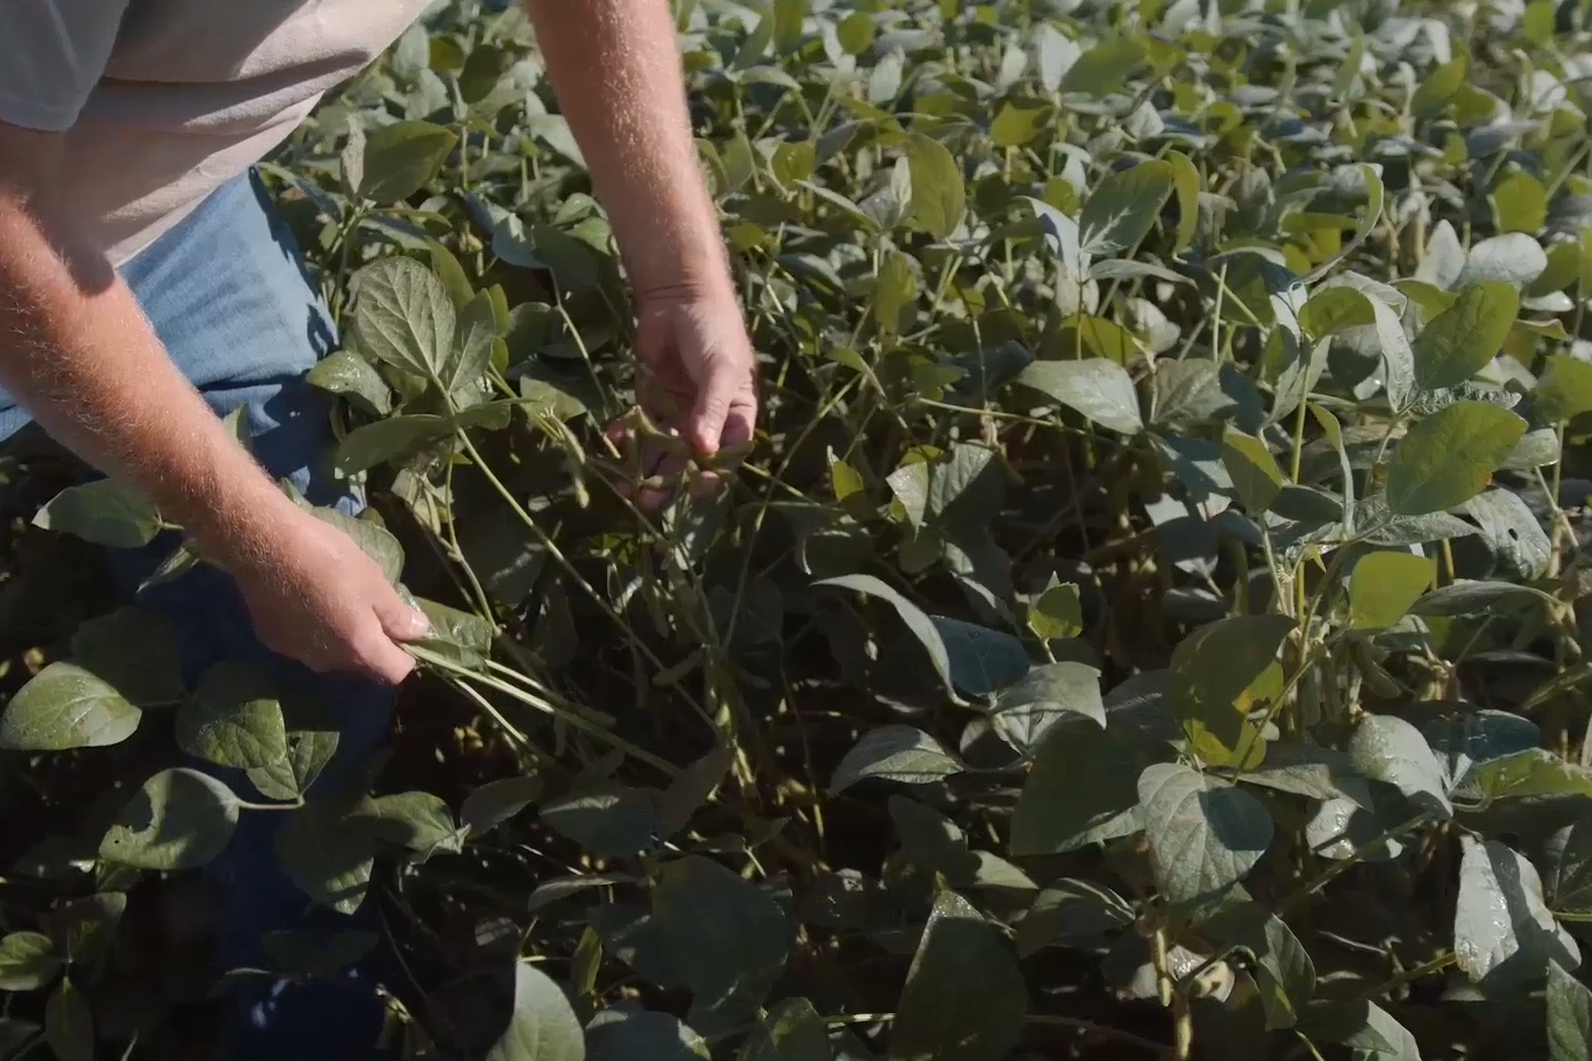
[0,122,427,683]
[520,0,758,458]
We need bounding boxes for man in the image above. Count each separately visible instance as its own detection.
[0,1,758,1058]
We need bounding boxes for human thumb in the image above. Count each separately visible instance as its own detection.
[376,591,431,642]
[690,362,738,456]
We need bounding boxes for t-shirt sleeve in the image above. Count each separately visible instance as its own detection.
[0,0,132,132]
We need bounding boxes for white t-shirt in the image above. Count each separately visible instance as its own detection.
[0,0,435,266]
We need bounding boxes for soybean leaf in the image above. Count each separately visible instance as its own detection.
[1385,401,1527,516]
[0,933,62,992]
[335,414,452,475]
[992,661,1104,754]
[904,133,964,239]
[1411,282,1519,392]
[44,979,92,1061]
[1552,814,1592,920]
[1167,150,1200,254]
[306,349,393,416]
[175,662,288,771]
[1204,903,1316,1030]
[1457,232,1549,287]
[654,855,792,1029]
[930,616,1029,696]
[99,768,241,871]
[69,608,183,709]
[831,726,962,794]
[815,575,952,694]
[1349,551,1433,630]
[738,998,831,1061]
[276,802,378,914]
[1462,489,1551,578]
[1139,763,1274,908]
[888,890,1026,1061]
[34,479,161,549]
[1060,36,1145,95]
[0,663,141,752]
[1028,582,1083,640]
[461,775,545,837]
[657,743,734,838]
[484,962,586,1061]
[359,119,457,204]
[1347,714,1452,819]
[349,256,458,382]
[1535,355,1592,423]
[1300,1000,1419,1061]
[541,785,660,858]
[1015,879,1136,957]
[1454,835,1580,989]
[1548,960,1592,1061]
[1080,161,1174,256]
[1165,614,1294,769]
[587,1007,709,1061]
[1221,428,1284,512]
[1010,724,1160,856]
[1409,579,1559,617]
[312,506,404,585]
[1013,359,1142,435]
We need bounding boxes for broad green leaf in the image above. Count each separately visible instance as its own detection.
[586,1007,708,1061]
[989,100,1051,148]
[247,728,339,802]
[1138,762,1274,908]
[1552,813,1592,920]
[814,575,953,694]
[312,506,404,585]
[359,119,457,204]
[831,726,962,794]
[354,791,460,856]
[45,979,92,1061]
[1411,54,1467,117]
[175,662,288,771]
[1457,233,1549,287]
[1535,355,1592,423]
[1455,835,1580,988]
[1221,428,1283,512]
[888,890,1026,1061]
[1013,359,1142,435]
[540,785,660,858]
[929,616,1029,696]
[1060,36,1145,95]
[1204,903,1315,1030]
[484,962,586,1061]
[1236,742,1374,807]
[1010,724,1159,856]
[904,133,964,239]
[69,608,183,708]
[1300,1000,1419,1061]
[0,663,140,752]
[1548,960,1592,1061]
[1462,489,1551,578]
[654,855,791,1028]
[33,479,161,549]
[1079,161,1174,255]
[461,775,545,836]
[1464,750,1592,806]
[0,933,62,992]
[1348,551,1433,630]
[305,350,393,416]
[992,661,1104,753]
[413,597,497,669]
[1167,150,1200,254]
[99,768,241,870]
[276,802,378,914]
[1494,169,1548,234]
[1411,282,1519,392]
[1408,579,1559,617]
[1028,581,1083,640]
[656,743,733,838]
[334,414,452,474]
[444,291,499,399]
[738,997,830,1061]
[349,256,458,382]
[1347,714,1452,819]
[1015,879,1135,957]
[1165,614,1294,769]
[1385,401,1526,516]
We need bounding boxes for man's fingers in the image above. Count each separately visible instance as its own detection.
[356,633,418,686]
[689,360,742,455]
[375,591,431,643]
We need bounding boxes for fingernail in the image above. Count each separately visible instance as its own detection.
[407,610,431,638]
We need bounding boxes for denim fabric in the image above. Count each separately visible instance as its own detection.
[0,173,397,1060]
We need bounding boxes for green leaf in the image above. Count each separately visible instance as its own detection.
[175,662,288,771]
[312,506,404,585]
[1411,54,1467,118]
[1552,813,1592,920]
[1549,960,1592,1061]
[358,119,457,204]
[1385,401,1527,516]
[654,855,792,1028]
[1535,355,1592,423]
[1015,879,1135,957]
[1167,150,1201,255]
[461,775,545,837]
[1165,614,1294,769]
[354,791,459,856]
[831,726,962,794]
[44,978,92,1061]
[540,785,660,858]
[99,768,241,870]
[1300,1000,1419,1061]
[334,414,452,475]
[992,661,1104,753]
[0,663,141,752]
[1139,762,1274,908]
[276,803,377,914]
[33,478,161,549]
[1235,742,1373,806]
[904,133,964,239]
[1013,358,1142,435]
[1408,579,1560,618]
[1455,835,1580,988]
[1079,161,1175,255]
[1494,170,1548,234]
[1411,282,1519,393]
[1010,724,1159,856]
[1059,36,1145,95]
[888,890,1026,1061]
[929,616,1029,696]
[1204,903,1316,1030]
[1221,428,1283,512]
[349,256,458,382]
[0,933,62,992]
[586,1007,709,1061]
[656,743,733,839]
[1028,581,1083,640]
[69,608,183,708]
[738,997,830,1061]
[444,291,498,399]
[814,575,953,695]
[484,962,586,1061]
[247,728,339,803]
[989,100,1051,148]
[413,597,497,668]
[1458,233,1549,287]
[1347,714,1452,819]
[1348,551,1433,630]
[306,350,393,416]
[1462,489,1551,579]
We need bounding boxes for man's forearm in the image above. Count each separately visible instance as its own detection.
[522,0,730,297]
[0,185,293,550]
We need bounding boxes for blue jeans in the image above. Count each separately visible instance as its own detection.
[0,172,396,1060]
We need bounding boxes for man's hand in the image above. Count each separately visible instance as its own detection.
[205,502,431,686]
